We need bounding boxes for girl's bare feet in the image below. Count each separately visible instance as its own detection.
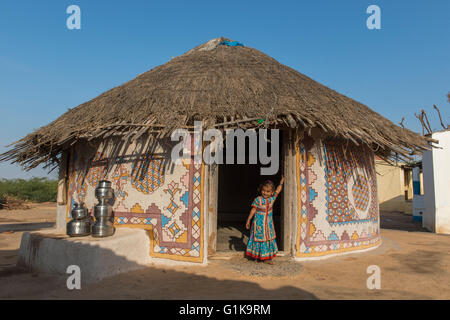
[263,259,274,265]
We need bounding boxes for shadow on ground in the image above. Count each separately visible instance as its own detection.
[0,260,317,300]
[0,230,317,300]
[61,265,318,300]
[386,249,446,274]
[0,249,20,267]
[380,211,429,232]
[218,221,249,252]
[0,222,55,233]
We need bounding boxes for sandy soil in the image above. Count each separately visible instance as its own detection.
[0,202,56,224]
[0,205,449,299]
[0,202,56,267]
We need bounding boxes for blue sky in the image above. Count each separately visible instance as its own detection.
[0,0,449,179]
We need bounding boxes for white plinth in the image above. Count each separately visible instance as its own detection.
[17,227,152,282]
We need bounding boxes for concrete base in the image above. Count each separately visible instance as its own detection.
[17,227,153,282]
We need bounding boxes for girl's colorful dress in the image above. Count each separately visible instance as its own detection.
[246,193,279,260]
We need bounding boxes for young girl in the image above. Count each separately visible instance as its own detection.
[245,176,285,264]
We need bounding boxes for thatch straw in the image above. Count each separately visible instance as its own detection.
[0,37,432,170]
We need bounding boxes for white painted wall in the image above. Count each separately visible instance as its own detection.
[56,204,67,230]
[422,131,450,234]
[412,167,425,221]
[412,195,425,220]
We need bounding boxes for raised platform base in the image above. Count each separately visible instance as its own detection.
[17,228,152,282]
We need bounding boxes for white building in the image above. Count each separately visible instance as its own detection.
[422,130,450,234]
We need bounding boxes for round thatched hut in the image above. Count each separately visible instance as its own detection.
[1,38,431,263]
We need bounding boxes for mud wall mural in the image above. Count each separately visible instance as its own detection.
[295,134,381,258]
[66,135,204,263]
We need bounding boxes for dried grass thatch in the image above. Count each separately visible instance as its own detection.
[1,37,432,170]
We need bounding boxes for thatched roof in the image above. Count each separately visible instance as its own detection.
[1,37,432,170]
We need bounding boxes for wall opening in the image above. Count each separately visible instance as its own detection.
[215,130,284,253]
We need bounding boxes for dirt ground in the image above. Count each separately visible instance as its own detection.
[0,202,55,267]
[0,204,449,299]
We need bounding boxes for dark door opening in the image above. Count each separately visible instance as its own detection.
[216,130,284,253]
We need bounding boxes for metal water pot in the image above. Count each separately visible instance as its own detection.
[67,219,92,237]
[91,180,115,237]
[95,180,114,204]
[71,202,89,220]
[67,203,92,237]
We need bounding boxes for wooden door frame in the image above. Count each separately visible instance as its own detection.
[281,129,296,255]
[206,129,295,257]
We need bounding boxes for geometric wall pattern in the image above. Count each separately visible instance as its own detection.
[66,131,379,261]
[296,134,381,258]
[67,135,203,263]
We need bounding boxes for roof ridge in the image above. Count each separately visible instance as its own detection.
[184,37,236,55]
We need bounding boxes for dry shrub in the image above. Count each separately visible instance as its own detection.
[0,195,31,210]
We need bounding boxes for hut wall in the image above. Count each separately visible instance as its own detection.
[295,134,381,259]
[375,159,412,214]
[65,135,204,263]
[56,150,69,230]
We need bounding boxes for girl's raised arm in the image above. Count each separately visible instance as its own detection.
[275,175,285,195]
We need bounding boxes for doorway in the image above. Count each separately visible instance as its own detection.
[215,130,284,253]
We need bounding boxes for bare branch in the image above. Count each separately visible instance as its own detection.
[399,116,405,129]
[414,112,426,136]
[433,104,447,130]
[421,109,432,134]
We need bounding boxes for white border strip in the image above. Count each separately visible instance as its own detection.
[293,239,382,261]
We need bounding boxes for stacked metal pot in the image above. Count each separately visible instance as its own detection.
[91,180,115,237]
[67,202,93,237]
[66,180,115,238]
